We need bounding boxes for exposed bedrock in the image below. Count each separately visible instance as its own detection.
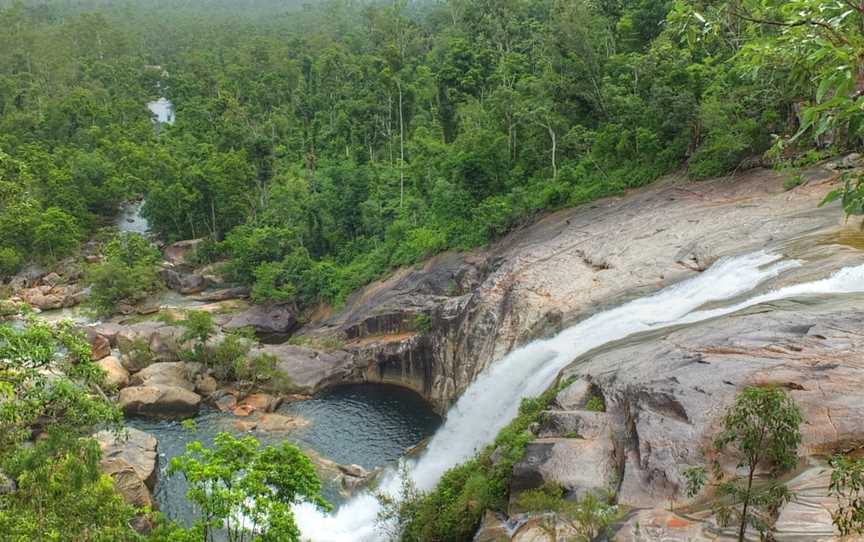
[284,163,853,412]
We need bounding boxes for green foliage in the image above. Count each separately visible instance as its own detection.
[0,247,21,277]
[829,454,864,536]
[688,386,802,541]
[585,395,605,412]
[86,233,163,315]
[681,466,707,499]
[168,432,330,542]
[412,313,432,335]
[394,380,570,541]
[516,482,620,541]
[0,319,141,541]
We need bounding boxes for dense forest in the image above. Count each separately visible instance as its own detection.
[2,0,864,540]
[2,0,860,309]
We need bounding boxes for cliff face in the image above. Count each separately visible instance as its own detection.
[296,162,850,413]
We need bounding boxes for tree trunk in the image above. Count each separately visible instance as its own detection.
[738,465,756,542]
[397,78,405,208]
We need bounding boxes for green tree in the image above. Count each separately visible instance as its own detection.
[86,233,163,315]
[829,454,864,536]
[33,207,81,261]
[707,387,802,541]
[168,432,330,542]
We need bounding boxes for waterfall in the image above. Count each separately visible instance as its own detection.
[295,251,864,541]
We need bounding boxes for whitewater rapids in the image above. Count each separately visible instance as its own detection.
[295,251,864,541]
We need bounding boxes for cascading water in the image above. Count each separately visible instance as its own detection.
[295,251,864,541]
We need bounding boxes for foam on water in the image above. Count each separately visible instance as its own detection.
[295,251,864,541]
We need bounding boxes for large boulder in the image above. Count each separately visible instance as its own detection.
[162,268,207,295]
[97,356,130,389]
[223,303,298,335]
[130,362,197,390]
[94,428,158,489]
[119,385,201,419]
[250,343,353,393]
[100,458,153,509]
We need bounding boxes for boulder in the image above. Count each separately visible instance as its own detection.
[119,385,201,419]
[97,356,130,389]
[255,413,309,432]
[92,323,124,346]
[191,286,249,302]
[224,303,298,335]
[250,343,353,393]
[194,373,219,395]
[87,329,112,360]
[235,393,282,415]
[100,458,153,509]
[42,272,62,287]
[163,238,203,266]
[94,428,158,489]
[162,268,207,295]
[130,362,196,391]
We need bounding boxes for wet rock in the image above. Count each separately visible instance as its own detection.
[119,385,201,419]
[191,286,249,302]
[255,413,309,432]
[560,299,864,509]
[97,356,129,389]
[773,463,840,541]
[235,393,282,414]
[214,393,238,412]
[474,511,511,542]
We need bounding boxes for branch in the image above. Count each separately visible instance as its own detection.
[731,9,850,47]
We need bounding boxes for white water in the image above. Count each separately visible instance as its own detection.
[147,97,175,124]
[296,251,864,541]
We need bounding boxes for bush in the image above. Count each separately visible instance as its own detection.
[86,233,162,315]
[0,247,22,277]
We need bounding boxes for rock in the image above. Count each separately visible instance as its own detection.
[87,329,112,360]
[235,393,282,414]
[214,393,238,412]
[116,321,164,354]
[162,268,207,295]
[94,428,158,489]
[42,272,62,287]
[250,343,352,393]
[773,463,840,541]
[191,286,249,302]
[255,413,309,432]
[612,509,708,542]
[163,238,203,266]
[511,437,620,505]
[130,362,196,391]
[17,285,82,310]
[85,254,102,264]
[148,327,183,362]
[827,153,862,171]
[194,373,219,395]
[233,419,258,432]
[553,379,593,410]
[474,511,511,542]
[336,463,368,478]
[93,323,124,346]
[97,356,130,389]
[559,298,864,509]
[119,385,201,419]
[100,458,153,508]
[224,303,298,335]
[536,410,614,440]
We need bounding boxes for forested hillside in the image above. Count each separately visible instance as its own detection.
[1,0,861,308]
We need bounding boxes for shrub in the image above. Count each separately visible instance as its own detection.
[86,233,162,315]
[0,247,22,277]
